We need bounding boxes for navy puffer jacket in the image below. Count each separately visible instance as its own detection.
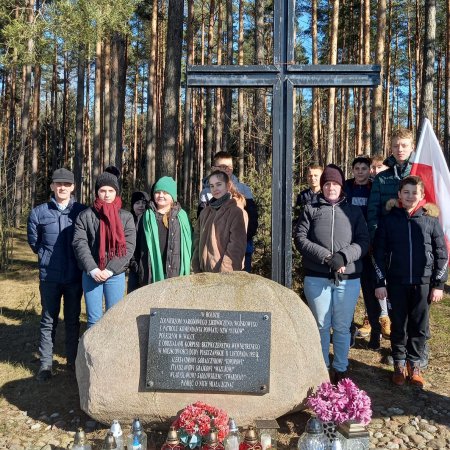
[27,197,87,283]
[294,195,370,278]
[372,200,448,289]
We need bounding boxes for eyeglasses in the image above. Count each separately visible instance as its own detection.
[213,165,232,171]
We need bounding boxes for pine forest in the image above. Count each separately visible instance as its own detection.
[0,0,449,271]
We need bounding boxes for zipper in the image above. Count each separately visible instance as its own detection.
[331,204,335,254]
[408,220,412,283]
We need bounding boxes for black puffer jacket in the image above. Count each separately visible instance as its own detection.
[134,202,185,285]
[372,200,448,289]
[73,207,136,275]
[294,195,370,278]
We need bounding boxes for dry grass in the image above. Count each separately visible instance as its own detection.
[0,227,449,445]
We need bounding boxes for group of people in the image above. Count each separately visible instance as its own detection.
[294,128,448,387]
[28,131,448,389]
[27,152,257,381]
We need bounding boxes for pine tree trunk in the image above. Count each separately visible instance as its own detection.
[93,40,102,191]
[371,0,386,154]
[182,0,194,203]
[445,0,450,160]
[215,0,223,155]
[204,0,215,174]
[223,0,233,151]
[62,50,69,164]
[75,50,85,200]
[311,0,319,161]
[254,0,266,169]
[419,0,436,129]
[325,0,340,164]
[31,64,41,206]
[363,0,371,151]
[238,0,245,179]
[103,38,111,167]
[145,0,158,187]
[158,0,184,178]
[407,16,414,129]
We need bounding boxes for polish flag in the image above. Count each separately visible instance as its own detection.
[411,118,450,256]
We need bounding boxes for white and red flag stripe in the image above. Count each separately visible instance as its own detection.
[411,118,450,256]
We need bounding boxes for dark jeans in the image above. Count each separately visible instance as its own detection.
[360,256,381,335]
[387,283,430,363]
[244,240,254,273]
[127,270,139,293]
[39,281,82,367]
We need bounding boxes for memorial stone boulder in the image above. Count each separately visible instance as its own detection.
[76,272,329,426]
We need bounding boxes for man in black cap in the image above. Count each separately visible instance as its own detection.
[27,168,86,381]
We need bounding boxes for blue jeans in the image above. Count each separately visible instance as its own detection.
[304,276,360,372]
[82,272,125,328]
[39,281,82,367]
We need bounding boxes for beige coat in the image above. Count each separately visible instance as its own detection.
[192,197,248,273]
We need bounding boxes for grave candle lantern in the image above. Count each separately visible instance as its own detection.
[239,426,262,450]
[336,421,370,450]
[255,420,279,450]
[161,426,183,450]
[201,430,225,450]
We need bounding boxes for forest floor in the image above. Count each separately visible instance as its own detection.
[1,228,450,449]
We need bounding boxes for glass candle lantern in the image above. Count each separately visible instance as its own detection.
[224,418,241,450]
[102,431,117,450]
[255,420,279,450]
[297,418,327,450]
[71,427,92,450]
[336,421,370,450]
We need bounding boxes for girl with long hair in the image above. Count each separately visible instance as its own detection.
[192,170,248,272]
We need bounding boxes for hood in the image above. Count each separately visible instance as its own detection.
[385,199,440,217]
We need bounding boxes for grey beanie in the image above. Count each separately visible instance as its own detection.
[95,172,120,195]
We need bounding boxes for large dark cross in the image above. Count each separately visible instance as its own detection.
[187,0,380,288]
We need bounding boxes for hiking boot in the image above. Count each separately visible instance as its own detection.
[392,361,406,386]
[358,316,371,338]
[407,361,425,387]
[367,333,381,351]
[380,315,391,339]
[333,370,349,384]
[419,342,430,370]
[36,365,52,382]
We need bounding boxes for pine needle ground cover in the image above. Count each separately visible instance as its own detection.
[0,228,449,448]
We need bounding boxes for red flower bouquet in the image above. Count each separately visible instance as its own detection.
[173,402,229,448]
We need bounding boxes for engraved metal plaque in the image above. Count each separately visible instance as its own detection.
[146,308,271,394]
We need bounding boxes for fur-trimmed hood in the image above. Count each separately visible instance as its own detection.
[385,198,440,217]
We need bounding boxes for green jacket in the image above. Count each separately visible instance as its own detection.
[367,152,415,241]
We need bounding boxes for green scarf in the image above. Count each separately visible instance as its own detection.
[142,208,192,282]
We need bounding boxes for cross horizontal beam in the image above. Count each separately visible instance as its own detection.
[187,64,381,88]
[187,65,279,87]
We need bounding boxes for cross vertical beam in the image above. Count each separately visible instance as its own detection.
[186,1,380,288]
[271,0,295,286]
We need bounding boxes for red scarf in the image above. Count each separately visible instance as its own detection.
[93,196,127,270]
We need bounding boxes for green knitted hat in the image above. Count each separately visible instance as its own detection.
[154,176,177,201]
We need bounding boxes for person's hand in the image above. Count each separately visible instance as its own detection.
[327,253,346,271]
[337,266,346,273]
[375,287,387,300]
[429,288,443,303]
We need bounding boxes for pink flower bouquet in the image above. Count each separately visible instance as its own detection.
[172,402,229,448]
[307,378,372,425]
